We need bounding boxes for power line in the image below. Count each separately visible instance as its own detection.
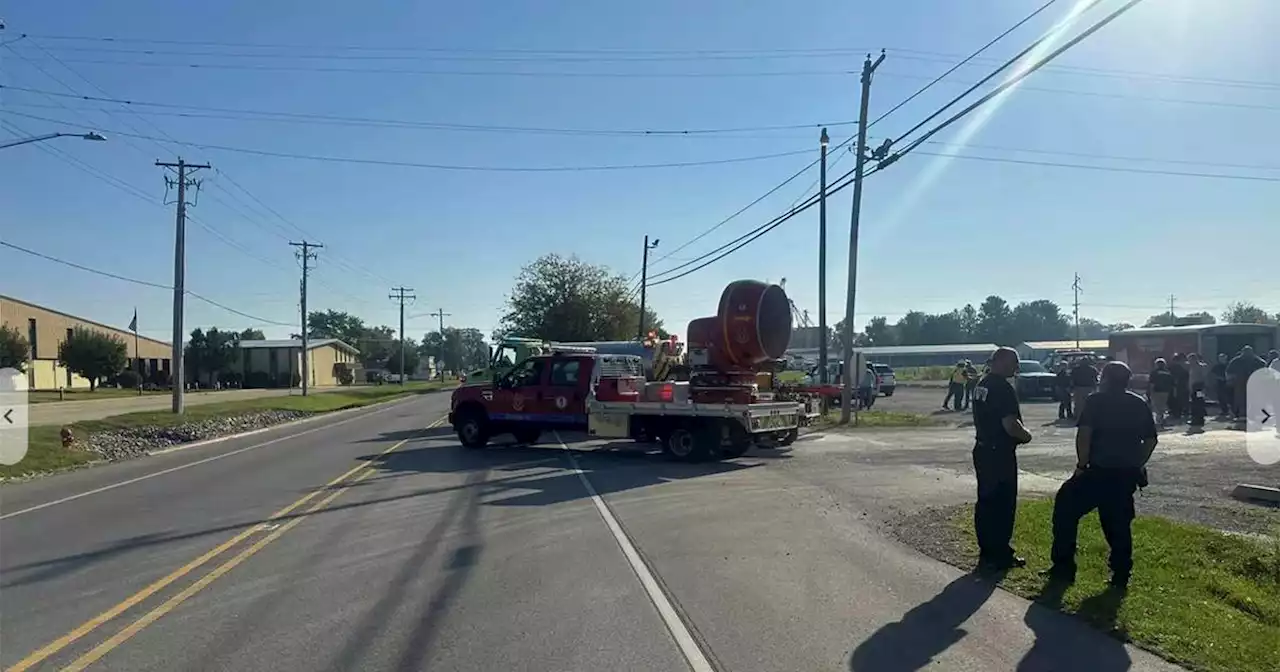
[887,0,1153,163]
[888,0,1109,148]
[18,35,1280,90]
[908,149,1280,182]
[0,240,294,326]
[0,110,816,171]
[868,0,1061,128]
[0,84,858,136]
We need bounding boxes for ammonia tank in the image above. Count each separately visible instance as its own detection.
[686,280,792,372]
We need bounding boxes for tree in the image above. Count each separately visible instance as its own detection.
[184,327,241,386]
[862,316,897,346]
[0,325,30,373]
[58,327,127,391]
[383,339,421,375]
[919,311,966,345]
[239,328,266,340]
[1144,310,1215,327]
[358,325,396,369]
[959,304,979,342]
[307,310,369,348]
[500,254,664,342]
[1222,302,1275,325]
[976,295,1014,344]
[1009,300,1070,342]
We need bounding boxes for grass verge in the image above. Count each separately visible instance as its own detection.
[4,382,451,481]
[809,409,939,430]
[895,366,955,382]
[27,388,171,404]
[940,499,1280,672]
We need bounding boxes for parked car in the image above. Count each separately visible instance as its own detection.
[871,363,896,396]
[1015,360,1058,399]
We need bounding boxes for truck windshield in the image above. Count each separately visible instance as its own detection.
[493,345,520,368]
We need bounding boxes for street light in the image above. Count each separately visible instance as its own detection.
[0,131,107,150]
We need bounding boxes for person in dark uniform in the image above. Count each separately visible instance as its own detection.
[1048,361,1157,588]
[1055,362,1072,420]
[970,346,1033,570]
[1168,353,1189,421]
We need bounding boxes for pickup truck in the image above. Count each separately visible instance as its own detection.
[447,352,804,462]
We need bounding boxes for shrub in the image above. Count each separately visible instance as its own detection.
[116,370,142,389]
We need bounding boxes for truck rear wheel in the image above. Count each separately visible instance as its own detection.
[662,423,713,462]
[779,428,799,447]
[456,409,490,449]
[719,422,752,459]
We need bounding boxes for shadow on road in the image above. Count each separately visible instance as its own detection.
[1,435,758,589]
[356,425,455,443]
[849,571,1004,671]
[1016,580,1132,671]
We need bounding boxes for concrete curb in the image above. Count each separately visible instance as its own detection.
[146,386,456,458]
[1230,483,1280,504]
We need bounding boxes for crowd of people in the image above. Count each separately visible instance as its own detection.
[1052,346,1277,428]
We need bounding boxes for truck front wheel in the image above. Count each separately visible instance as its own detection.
[456,410,490,449]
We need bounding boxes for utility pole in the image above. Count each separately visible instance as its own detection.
[389,287,416,385]
[1169,294,1176,324]
[430,308,452,380]
[1072,273,1083,349]
[156,157,209,414]
[290,241,322,396]
[840,50,886,424]
[818,128,830,386]
[638,236,660,340]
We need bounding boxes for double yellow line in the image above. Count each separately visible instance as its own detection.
[8,417,444,672]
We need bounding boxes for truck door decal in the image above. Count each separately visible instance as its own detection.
[555,395,568,410]
[513,394,525,411]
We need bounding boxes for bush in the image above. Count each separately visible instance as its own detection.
[334,363,354,386]
[0,325,30,373]
[117,370,142,389]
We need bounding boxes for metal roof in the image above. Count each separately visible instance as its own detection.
[237,338,359,354]
[1021,339,1109,350]
[853,343,1000,356]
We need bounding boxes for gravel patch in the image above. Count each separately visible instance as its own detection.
[886,503,974,568]
[85,410,317,461]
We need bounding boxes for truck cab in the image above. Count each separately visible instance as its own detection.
[448,353,643,448]
[461,337,597,387]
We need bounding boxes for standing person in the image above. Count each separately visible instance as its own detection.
[970,347,1033,571]
[859,363,879,410]
[1055,362,1073,420]
[1228,346,1267,421]
[1070,358,1100,425]
[1187,353,1209,427]
[1147,358,1174,426]
[962,359,979,410]
[1212,353,1233,419]
[1269,349,1280,372]
[1048,361,1157,588]
[944,361,967,411]
[1168,354,1189,421]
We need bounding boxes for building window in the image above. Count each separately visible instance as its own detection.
[28,318,37,359]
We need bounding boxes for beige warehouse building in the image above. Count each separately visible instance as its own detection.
[0,295,173,390]
[237,339,361,388]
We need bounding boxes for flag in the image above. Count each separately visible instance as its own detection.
[128,309,137,333]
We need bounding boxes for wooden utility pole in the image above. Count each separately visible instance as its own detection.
[430,308,451,379]
[290,241,322,395]
[638,236,659,340]
[156,157,209,414]
[1073,273,1083,349]
[389,287,416,385]
[840,50,885,424]
[818,128,830,386]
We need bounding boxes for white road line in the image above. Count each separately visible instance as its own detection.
[0,400,436,521]
[554,431,715,672]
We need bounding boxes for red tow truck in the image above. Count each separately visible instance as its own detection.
[447,280,809,462]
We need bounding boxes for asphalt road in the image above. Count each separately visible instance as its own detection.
[1,392,1185,671]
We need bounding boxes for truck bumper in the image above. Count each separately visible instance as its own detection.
[446,412,455,425]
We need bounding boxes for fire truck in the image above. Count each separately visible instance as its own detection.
[447,280,808,461]
[461,334,683,386]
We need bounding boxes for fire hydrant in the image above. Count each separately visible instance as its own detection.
[60,426,75,448]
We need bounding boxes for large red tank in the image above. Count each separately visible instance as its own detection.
[686,280,793,371]
[685,281,792,403]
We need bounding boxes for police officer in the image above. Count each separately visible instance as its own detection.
[970,347,1033,570]
[1048,361,1157,588]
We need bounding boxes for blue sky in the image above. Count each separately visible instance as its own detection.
[2,0,1276,346]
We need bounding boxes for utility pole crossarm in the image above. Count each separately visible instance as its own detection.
[430,308,452,380]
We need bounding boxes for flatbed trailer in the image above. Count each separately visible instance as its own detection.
[587,398,802,460]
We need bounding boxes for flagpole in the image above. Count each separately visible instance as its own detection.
[133,308,142,396]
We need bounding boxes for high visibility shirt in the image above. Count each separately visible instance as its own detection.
[951,368,968,384]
